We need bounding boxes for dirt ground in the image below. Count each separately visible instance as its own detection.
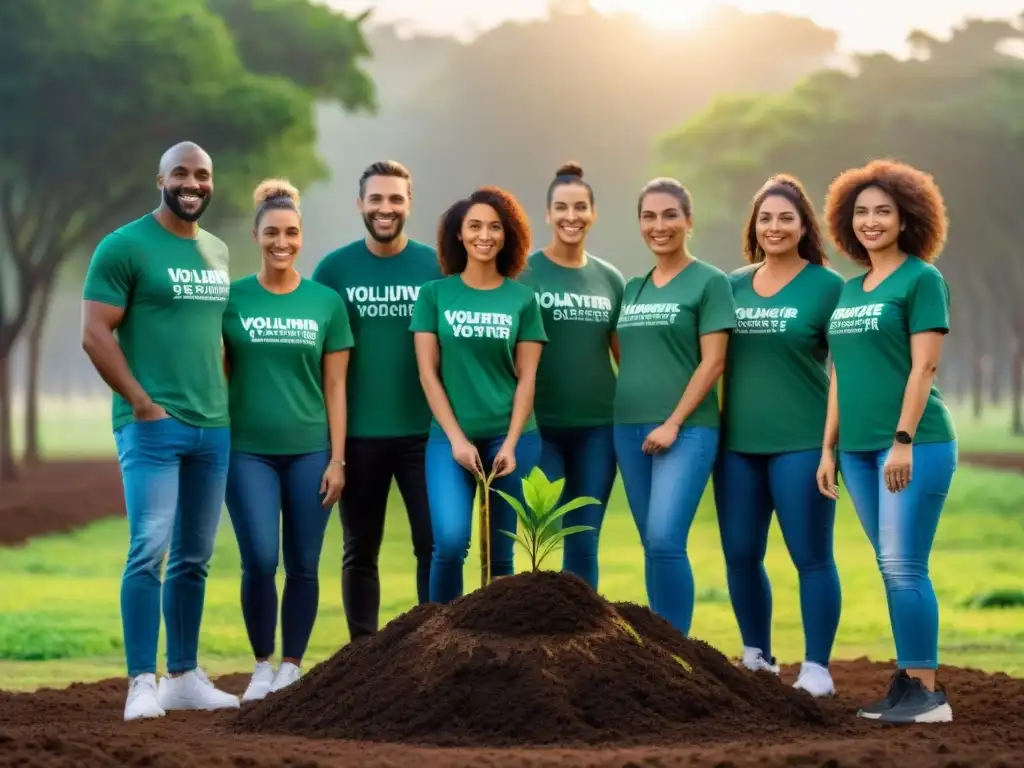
[0,659,1020,767]
[0,460,125,546]
[2,450,1022,546]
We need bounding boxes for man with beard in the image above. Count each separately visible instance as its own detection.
[82,142,240,721]
[312,160,441,639]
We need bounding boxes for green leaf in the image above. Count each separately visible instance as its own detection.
[493,488,533,532]
[543,477,565,512]
[535,525,595,568]
[537,496,600,539]
[522,475,546,517]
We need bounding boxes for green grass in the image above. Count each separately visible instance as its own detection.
[2,397,1023,690]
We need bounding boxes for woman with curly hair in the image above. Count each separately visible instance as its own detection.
[613,178,736,636]
[222,179,353,701]
[410,187,547,603]
[819,159,956,724]
[715,174,844,697]
[517,162,624,590]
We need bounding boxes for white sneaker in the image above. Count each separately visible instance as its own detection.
[157,667,241,711]
[269,661,302,693]
[794,660,836,697]
[741,646,781,674]
[242,661,277,702]
[124,673,165,721]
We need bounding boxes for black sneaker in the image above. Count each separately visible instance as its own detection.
[875,678,953,724]
[856,670,912,719]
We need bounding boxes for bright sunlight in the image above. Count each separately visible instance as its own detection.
[593,0,723,30]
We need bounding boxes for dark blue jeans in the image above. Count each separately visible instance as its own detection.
[225,449,332,662]
[613,423,719,635]
[839,440,957,669]
[537,425,617,589]
[713,449,842,666]
[425,429,542,603]
[113,416,230,677]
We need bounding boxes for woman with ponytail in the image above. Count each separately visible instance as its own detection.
[517,162,624,590]
[222,179,354,701]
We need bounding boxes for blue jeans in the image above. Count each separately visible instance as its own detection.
[613,423,719,635]
[840,440,958,669]
[538,426,617,589]
[425,429,542,603]
[113,417,230,677]
[225,450,332,662]
[713,449,842,666]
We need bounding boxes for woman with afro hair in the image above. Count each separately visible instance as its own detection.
[410,187,547,604]
[818,159,956,724]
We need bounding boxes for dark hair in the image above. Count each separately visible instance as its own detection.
[546,161,594,207]
[637,177,693,218]
[358,160,412,199]
[743,174,827,265]
[436,187,531,278]
[824,159,948,266]
[253,178,300,227]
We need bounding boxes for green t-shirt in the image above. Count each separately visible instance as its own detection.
[222,275,354,455]
[827,257,957,452]
[517,250,625,428]
[81,213,231,431]
[409,275,548,439]
[721,263,845,454]
[614,259,736,427]
[312,239,442,438]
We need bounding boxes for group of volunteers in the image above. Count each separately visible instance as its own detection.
[81,141,957,729]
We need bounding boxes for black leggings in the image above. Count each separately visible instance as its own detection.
[340,435,433,640]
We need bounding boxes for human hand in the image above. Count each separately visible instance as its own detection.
[452,438,485,478]
[642,423,679,454]
[133,399,168,422]
[883,442,912,493]
[320,460,345,508]
[816,451,839,500]
[492,441,517,478]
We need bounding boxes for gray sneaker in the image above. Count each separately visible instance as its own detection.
[856,670,912,719]
[875,677,953,724]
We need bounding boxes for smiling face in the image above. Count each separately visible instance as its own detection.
[547,183,594,246]
[852,185,901,254]
[755,193,805,258]
[358,174,410,243]
[459,203,505,266]
[256,208,302,272]
[158,147,213,223]
[639,191,689,256]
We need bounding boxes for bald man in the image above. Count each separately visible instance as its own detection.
[82,142,239,720]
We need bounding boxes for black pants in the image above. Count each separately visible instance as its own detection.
[340,435,432,640]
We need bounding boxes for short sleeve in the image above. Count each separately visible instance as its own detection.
[82,233,134,308]
[907,267,950,335]
[818,269,845,334]
[517,292,548,343]
[310,252,335,290]
[607,265,627,327]
[409,280,439,333]
[698,270,738,335]
[324,295,355,352]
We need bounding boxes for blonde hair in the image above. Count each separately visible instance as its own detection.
[253,178,300,225]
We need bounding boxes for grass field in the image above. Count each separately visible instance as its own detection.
[2,398,1023,691]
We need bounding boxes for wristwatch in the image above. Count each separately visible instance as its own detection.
[894,431,913,445]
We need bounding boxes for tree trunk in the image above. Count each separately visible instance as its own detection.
[0,354,17,483]
[1012,310,1024,436]
[972,350,985,420]
[22,276,57,465]
[989,353,1002,406]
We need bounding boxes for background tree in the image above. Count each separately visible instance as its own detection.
[657,17,1024,435]
[0,0,374,479]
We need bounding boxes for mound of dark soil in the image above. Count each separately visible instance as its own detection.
[233,570,832,748]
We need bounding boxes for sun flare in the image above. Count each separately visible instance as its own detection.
[593,0,722,31]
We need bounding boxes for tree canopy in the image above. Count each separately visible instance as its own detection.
[0,0,375,475]
[656,18,1024,429]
